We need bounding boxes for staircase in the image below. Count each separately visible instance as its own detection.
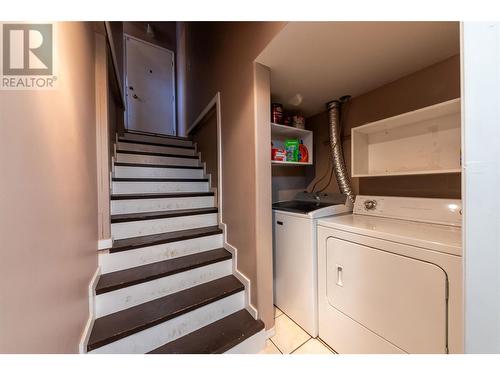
[86,130,265,354]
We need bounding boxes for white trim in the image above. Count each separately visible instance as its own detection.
[462,22,500,353]
[215,93,222,214]
[265,326,276,340]
[123,33,177,136]
[79,267,100,354]
[188,93,257,318]
[109,169,114,195]
[98,238,113,250]
[220,222,259,320]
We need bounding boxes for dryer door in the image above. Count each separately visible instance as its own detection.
[326,237,448,353]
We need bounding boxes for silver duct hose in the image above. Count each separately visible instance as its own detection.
[327,98,355,204]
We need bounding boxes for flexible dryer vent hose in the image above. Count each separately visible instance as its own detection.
[326,98,355,204]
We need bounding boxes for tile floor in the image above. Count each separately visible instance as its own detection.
[259,306,335,354]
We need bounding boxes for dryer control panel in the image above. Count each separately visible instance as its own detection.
[354,195,462,227]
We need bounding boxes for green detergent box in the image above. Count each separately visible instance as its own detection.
[285,139,300,162]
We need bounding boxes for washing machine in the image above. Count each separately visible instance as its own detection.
[317,195,463,353]
[272,192,352,337]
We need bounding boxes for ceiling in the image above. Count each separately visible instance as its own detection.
[256,22,460,117]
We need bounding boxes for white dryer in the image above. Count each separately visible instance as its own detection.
[317,195,463,354]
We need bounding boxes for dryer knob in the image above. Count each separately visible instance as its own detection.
[364,200,377,210]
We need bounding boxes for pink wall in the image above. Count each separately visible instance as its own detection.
[0,22,98,353]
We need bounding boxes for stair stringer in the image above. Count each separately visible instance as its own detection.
[79,267,100,354]
[200,154,258,320]
[218,222,258,320]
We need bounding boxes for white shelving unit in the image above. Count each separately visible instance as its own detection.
[271,123,313,166]
[351,98,461,177]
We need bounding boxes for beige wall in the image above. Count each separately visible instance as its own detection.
[272,167,308,202]
[306,54,461,198]
[183,22,286,328]
[0,22,98,353]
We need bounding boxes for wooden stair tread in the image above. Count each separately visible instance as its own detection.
[111,207,218,223]
[112,177,208,182]
[149,309,264,354]
[110,226,223,253]
[96,248,231,295]
[87,275,244,352]
[118,138,195,150]
[114,162,203,170]
[111,192,214,200]
[122,130,191,141]
[117,150,199,159]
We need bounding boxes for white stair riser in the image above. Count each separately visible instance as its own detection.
[98,235,224,273]
[111,196,215,215]
[112,181,209,194]
[112,213,218,240]
[116,153,200,167]
[89,291,245,354]
[225,329,267,354]
[95,260,232,318]
[117,142,196,156]
[114,165,204,179]
[122,133,193,148]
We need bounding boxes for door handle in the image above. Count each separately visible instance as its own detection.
[276,221,283,225]
[336,265,343,287]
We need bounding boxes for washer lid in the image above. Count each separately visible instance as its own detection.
[272,200,332,214]
[318,214,462,256]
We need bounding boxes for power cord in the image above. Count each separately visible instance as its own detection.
[309,154,332,193]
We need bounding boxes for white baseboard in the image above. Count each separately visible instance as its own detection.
[266,326,276,339]
[98,238,113,250]
[220,222,259,320]
[79,266,100,354]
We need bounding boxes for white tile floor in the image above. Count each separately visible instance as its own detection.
[259,306,335,354]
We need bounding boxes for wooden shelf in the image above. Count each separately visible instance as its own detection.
[271,122,312,137]
[353,168,462,177]
[351,98,461,177]
[271,123,313,166]
[271,160,313,166]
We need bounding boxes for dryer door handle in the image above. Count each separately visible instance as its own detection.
[336,265,344,287]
